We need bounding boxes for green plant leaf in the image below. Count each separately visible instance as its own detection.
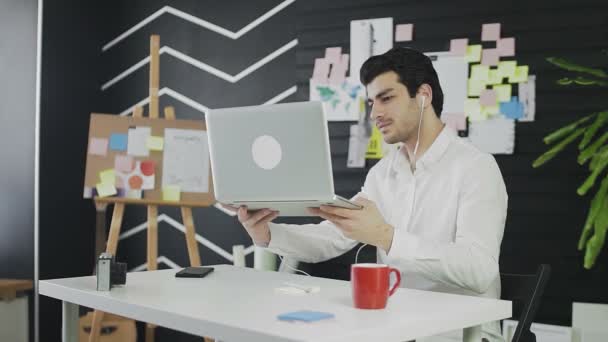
[534,128,585,168]
[543,114,595,145]
[584,188,608,269]
[579,111,608,150]
[579,132,608,165]
[547,57,608,79]
[579,177,608,250]
[590,146,608,171]
[573,77,608,87]
[557,78,574,85]
[577,154,608,195]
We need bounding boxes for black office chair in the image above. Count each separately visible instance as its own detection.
[499,264,551,342]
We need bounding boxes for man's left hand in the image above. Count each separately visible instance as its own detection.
[308,197,394,253]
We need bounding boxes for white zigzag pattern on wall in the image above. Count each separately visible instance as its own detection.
[102,39,298,90]
[118,85,297,116]
[103,0,295,51]
[120,213,256,263]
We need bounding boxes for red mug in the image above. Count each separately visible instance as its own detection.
[351,263,401,309]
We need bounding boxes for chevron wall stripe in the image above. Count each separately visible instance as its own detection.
[102,0,295,51]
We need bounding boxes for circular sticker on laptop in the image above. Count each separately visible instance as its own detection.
[252,135,282,170]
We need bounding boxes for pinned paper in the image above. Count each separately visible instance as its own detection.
[162,129,210,193]
[127,127,151,156]
[500,97,524,119]
[430,53,467,113]
[465,99,484,121]
[325,47,342,64]
[109,133,128,151]
[450,38,468,56]
[518,75,536,122]
[366,126,384,159]
[481,23,501,41]
[508,65,529,83]
[441,112,467,131]
[468,79,486,97]
[482,105,500,117]
[312,58,330,82]
[471,65,490,81]
[347,124,369,168]
[99,169,116,185]
[481,48,500,66]
[162,185,181,201]
[146,136,164,151]
[88,138,108,156]
[488,68,503,85]
[125,190,142,199]
[498,61,517,78]
[328,54,348,85]
[493,84,512,102]
[468,116,515,154]
[96,182,117,198]
[114,155,135,173]
[395,24,414,42]
[140,160,155,190]
[465,45,482,63]
[310,79,365,121]
[497,37,515,57]
[480,89,498,106]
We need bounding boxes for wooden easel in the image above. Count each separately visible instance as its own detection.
[88,35,213,342]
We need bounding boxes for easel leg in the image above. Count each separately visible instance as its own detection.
[181,207,201,266]
[146,205,159,342]
[89,203,125,342]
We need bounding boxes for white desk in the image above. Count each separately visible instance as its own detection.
[39,265,511,342]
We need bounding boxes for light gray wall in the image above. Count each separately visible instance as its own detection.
[0,0,37,280]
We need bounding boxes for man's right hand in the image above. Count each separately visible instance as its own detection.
[236,207,279,246]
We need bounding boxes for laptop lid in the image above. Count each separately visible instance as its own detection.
[206,101,335,203]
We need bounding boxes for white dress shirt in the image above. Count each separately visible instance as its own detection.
[265,126,508,341]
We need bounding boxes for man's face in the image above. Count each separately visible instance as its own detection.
[366,71,420,145]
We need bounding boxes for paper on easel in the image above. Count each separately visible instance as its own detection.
[518,75,536,122]
[468,116,515,154]
[127,127,151,157]
[162,128,209,193]
[350,18,393,84]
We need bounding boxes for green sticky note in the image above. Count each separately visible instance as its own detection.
[465,45,482,63]
[498,61,517,78]
[162,185,181,201]
[493,84,512,102]
[471,64,490,82]
[146,136,164,151]
[468,79,486,97]
[508,65,529,83]
[482,105,500,116]
[99,169,116,185]
[465,98,485,121]
[96,182,117,198]
[488,68,503,85]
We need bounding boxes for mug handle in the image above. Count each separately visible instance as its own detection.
[388,268,401,296]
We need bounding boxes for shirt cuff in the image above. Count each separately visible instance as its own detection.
[266,223,287,252]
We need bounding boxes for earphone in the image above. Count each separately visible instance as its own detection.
[412,95,426,163]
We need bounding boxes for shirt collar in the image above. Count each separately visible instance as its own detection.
[392,125,455,173]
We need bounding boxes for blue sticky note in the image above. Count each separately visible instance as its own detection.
[499,96,524,119]
[277,310,334,322]
[109,133,128,151]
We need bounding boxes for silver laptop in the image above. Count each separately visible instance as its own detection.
[206,101,362,216]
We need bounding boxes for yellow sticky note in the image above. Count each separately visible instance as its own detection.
[482,105,500,116]
[465,45,482,63]
[508,65,529,83]
[493,84,512,102]
[96,182,117,198]
[146,136,164,151]
[366,126,383,159]
[468,79,486,97]
[465,98,485,121]
[498,61,517,78]
[162,185,181,201]
[471,65,490,82]
[99,169,116,185]
[488,68,503,85]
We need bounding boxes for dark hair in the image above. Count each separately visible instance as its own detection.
[360,47,444,116]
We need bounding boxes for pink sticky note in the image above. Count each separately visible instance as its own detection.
[480,89,498,106]
[325,47,342,64]
[341,53,349,66]
[497,37,515,57]
[481,48,500,66]
[115,155,135,173]
[328,62,347,85]
[395,24,414,42]
[481,23,501,41]
[450,39,468,56]
[88,138,108,156]
[312,58,330,82]
[441,113,466,131]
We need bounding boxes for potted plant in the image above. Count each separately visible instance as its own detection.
[533,53,607,269]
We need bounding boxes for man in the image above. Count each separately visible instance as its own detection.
[235,47,507,341]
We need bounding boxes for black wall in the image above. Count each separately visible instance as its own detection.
[37,0,608,340]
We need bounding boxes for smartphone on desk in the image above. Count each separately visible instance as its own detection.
[175,266,214,278]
